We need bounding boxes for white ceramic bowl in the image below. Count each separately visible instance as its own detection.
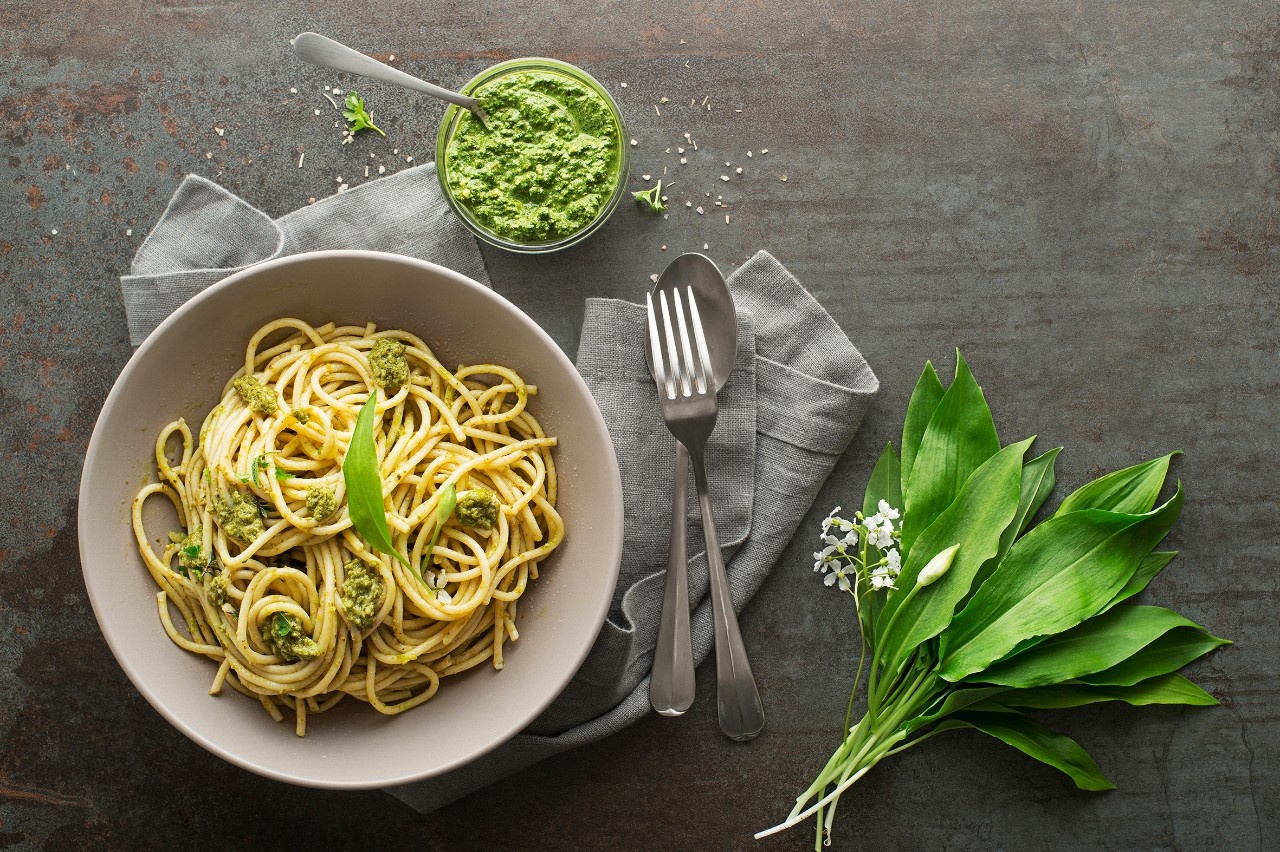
[79,250,623,788]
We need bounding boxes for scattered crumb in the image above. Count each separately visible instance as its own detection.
[720,175,730,182]
[680,157,687,164]
[659,96,669,104]
[642,173,651,181]
[779,174,788,181]
[703,243,709,250]
[696,206,704,214]
[322,91,338,109]
[747,151,753,158]
[388,54,394,60]
[654,104,661,116]
[725,214,730,224]
[308,197,316,204]
[621,82,628,88]
[406,155,414,162]
[365,165,369,177]
[393,148,399,154]
[206,152,213,159]
[650,273,659,283]
[761,148,769,154]
[126,228,132,236]
[337,183,349,193]
[680,39,686,44]
[735,167,743,174]
[290,86,298,94]
[378,164,386,174]
[214,126,224,136]
[298,152,305,168]
[630,138,638,146]
[661,245,667,250]
[685,201,692,207]
[313,108,321,116]
[50,228,57,235]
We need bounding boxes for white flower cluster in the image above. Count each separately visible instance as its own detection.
[812,500,903,593]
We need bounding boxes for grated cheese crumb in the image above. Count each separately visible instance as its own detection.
[720,175,730,181]
[642,174,651,181]
[621,82,628,88]
[378,164,386,174]
[314,109,321,116]
[660,96,669,104]
[725,214,730,224]
[388,54,394,60]
[298,152,305,168]
[703,243,709,250]
[679,157,687,164]
[696,206,704,214]
[290,86,298,94]
[650,273,659,283]
[631,138,638,146]
[747,151,753,158]
[736,167,743,174]
[654,103,661,116]
[215,126,224,136]
[126,228,132,236]
[779,174,788,181]
[50,228,57,235]
[761,148,769,154]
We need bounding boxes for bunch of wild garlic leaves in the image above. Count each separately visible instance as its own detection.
[757,353,1229,848]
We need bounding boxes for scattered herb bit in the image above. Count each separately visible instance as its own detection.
[343,391,414,574]
[633,180,666,212]
[240,452,275,486]
[343,90,386,137]
[274,466,292,482]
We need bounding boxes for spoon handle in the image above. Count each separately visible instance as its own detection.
[650,442,696,716]
[291,32,480,113]
[688,444,764,741]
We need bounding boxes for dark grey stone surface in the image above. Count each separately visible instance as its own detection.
[2,1,1275,848]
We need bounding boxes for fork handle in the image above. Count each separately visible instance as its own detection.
[650,443,696,716]
[688,444,765,741]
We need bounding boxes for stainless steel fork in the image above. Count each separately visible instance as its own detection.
[645,286,765,741]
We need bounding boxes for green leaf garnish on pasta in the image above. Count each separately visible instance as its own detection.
[343,390,415,574]
[423,483,457,575]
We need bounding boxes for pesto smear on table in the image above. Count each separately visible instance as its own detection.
[445,70,621,243]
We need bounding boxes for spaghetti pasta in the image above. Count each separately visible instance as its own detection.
[131,319,563,736]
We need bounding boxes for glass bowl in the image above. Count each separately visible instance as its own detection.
[436,58,630,254]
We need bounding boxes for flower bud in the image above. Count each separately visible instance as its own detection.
[916,544,960,588]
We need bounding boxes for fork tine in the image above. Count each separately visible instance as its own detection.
[646,292,670,400]
[672,288,700,396]
[686,286,714,393]
[659,290,685,398]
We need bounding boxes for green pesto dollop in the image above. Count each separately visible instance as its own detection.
[455,487,501,530]
[290,408,311,425]
[205,571,231,608]
[340,559,384,630]
[262,613,321,662]
[369,338,410,391]
[232,374,278,415]
[306,485,338,522]
[170,525,206,574]
[445,70,621,243]
[214,489,265,543]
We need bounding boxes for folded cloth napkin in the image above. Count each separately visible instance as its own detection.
[119,165,879,811]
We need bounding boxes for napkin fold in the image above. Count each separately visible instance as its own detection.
[119,166,878,811]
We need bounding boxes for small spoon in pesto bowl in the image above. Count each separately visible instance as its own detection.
[291,32,489,127]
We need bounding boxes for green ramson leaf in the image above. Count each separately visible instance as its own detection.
[1078,626,1230,686]
[876,438,1033,673]
[998,673,1218,710]
[901,352,1000,555]
[937,485,1184,682]
[1055,452,1178,517]
[971,605,1205,688]
[862,442,902,517]
[900,361,944,493]
[902,686,1009,734]
[1098,551,1177,613]
[966,447,1061,602]
[342,390,413,573]
[939,711,1116,791]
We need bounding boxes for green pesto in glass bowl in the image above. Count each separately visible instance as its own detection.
[436,58,630,253]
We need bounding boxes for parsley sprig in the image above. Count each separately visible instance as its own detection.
[343,91,386,137]
[632,179,666,212]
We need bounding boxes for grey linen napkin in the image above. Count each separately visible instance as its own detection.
[118,166,879,809]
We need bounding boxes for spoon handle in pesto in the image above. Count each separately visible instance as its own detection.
[290,32,489,126]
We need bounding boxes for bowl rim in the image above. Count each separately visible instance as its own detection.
[79,249,624,788]
[435,57,631,254]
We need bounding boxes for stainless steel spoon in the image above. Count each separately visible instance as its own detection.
[646,253,738,718]
[290,32,489,127]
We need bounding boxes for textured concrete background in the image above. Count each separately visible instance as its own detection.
[2,0,1276,849]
